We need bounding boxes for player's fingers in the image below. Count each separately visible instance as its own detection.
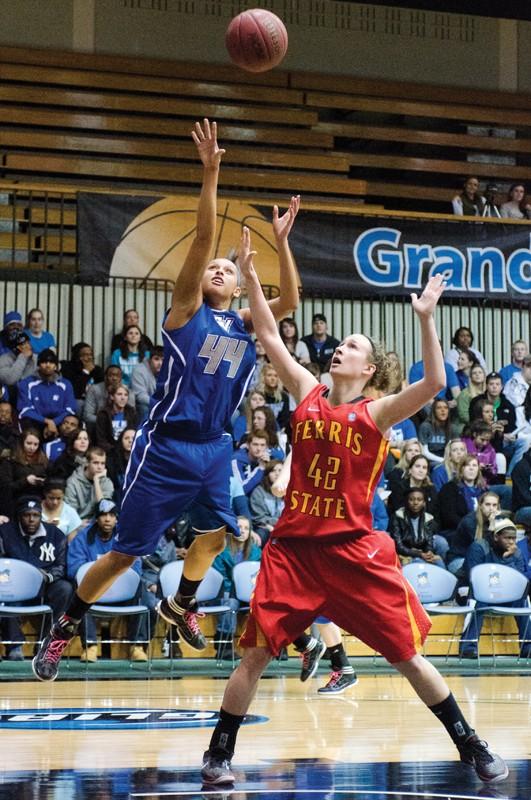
[195,121,206,140]
[410,293,418,303]
[191,131,200,146]
[203,118,212,138]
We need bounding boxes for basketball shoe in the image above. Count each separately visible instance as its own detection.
[32,617,77,681]
[317,669,358,695]
[156,596,206,650]
[299,639,327,682]
[458,734,509,784]
[201,749,235,785]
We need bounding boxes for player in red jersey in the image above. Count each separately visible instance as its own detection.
[200,228,508,788]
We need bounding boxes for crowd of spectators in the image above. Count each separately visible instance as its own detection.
[452,178,531,219]
[0,303,530,663]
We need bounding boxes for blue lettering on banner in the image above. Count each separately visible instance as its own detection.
[0,708,268,730]
[353,228,531,294]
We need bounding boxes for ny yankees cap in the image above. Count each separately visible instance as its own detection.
[16,496,42,515]
[96,499,117,517]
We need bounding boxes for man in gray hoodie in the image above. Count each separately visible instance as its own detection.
[131,346,163,421]
[64,446,114,521]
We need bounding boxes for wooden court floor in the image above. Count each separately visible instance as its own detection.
[0,671,529,799]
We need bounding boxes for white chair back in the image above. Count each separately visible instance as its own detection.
[76,562,140,603]
[0,558,44,602]
[232,561,260,603]
[470,563,529,605]
[402,562,457,604]
[159,561,224,602]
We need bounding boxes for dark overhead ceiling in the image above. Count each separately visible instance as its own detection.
[351,1,531,22]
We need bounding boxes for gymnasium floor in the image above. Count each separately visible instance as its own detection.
[0,668,529,799]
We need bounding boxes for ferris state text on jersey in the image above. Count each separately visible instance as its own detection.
[274,385,389,538]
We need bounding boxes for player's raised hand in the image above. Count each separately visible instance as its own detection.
[238,226,257,280]
[411,273,446,319]
[272,195,300,242]
[191,119,225,169]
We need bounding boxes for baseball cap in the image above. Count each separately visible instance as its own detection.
[37,348,59,365]
[16,496,42,515]
[312,313,327,324]
[491,517,517,536]
[96,499,117,517]
[3,310,22,327]
[486,371,502,382]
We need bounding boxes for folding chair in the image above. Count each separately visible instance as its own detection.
[0,558,53,655]
[232,561,260,611]
[402,562,477,663]
[159,561,232,665]
[75,563,151,669]
[469,562,531,665]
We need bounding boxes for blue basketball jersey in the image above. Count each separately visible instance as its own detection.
[148,302,256,441]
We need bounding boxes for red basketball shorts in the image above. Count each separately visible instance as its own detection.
[239,530,431,663]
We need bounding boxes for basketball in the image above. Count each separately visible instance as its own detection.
[225,9,288,73]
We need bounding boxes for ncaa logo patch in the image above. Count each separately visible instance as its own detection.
[0,708,268,730]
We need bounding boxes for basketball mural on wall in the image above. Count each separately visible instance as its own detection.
[105,196,300,296]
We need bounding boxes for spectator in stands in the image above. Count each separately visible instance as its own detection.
[451,176,485,217]
[43,413,80,463]
[232,430,270,496]
[66,498,148,662]
[511,387,531,472]
[431,439,467,492]
[110,325,150,387]
[95,384,138,452]
[17,349,76,440]
[300,313,339,373]
[248,339,269,391]
[4,427,48,516]
[245,406,284,459]
[469,372,517,451]
[437,455,486,535]
[249,460,284,545]
[445,327,487,374]
[107,427,136,505]
[254,363,290,434]
[517,524,531,581]
[499,339,529,386]
[131,345,163,422]
[0,326,35,387]
[512,447,531,528]
[446,491,500,576]
[387,454,437,518]
[460,518,530,659]
[409,348,460,407]
[278,318,310,365]
[463,421,498,486]
[49,427,91,482]
[418,399,458,465]
[0,400,19,455]
[500,183,531,220]
[212,516,261,660]
[110,309,153,353]
[0,310,25,356]
[64,446,114,522]
[60,342,104,415]
[83,365,136,431]
[386,438,422,495]
[469,399,504,450]
[0,496,72,660]
[455,348,477,390]
[389,486,446,567]
[503,354,531,410]
[231,389,266,446]
[40,477,82,540]
[456,364,486,430]
[24,309,56,355]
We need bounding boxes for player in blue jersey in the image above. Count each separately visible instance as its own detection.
[32,119,300,681]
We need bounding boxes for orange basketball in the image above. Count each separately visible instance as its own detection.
[225,8,288,73]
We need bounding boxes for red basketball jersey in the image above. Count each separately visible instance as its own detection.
[273,383,389,539]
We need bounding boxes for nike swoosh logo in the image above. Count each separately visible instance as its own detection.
[307,406,320,412]
[368,549,380,559]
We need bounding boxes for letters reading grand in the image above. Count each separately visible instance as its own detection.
[199,334,248,378]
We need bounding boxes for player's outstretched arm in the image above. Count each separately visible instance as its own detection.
[239,226,316,404]
[370,274,446,432]
[165,119,226,330]
[240,196,300,330]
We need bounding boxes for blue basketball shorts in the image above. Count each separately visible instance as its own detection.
[113,424,238,557]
